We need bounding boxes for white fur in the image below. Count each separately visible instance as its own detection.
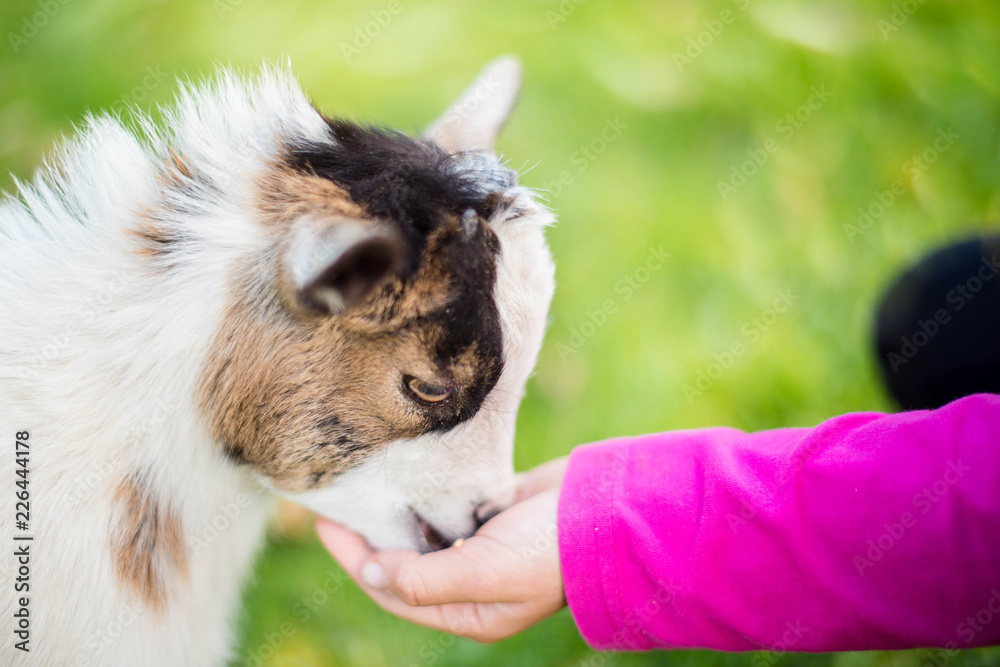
[0,62,553,666]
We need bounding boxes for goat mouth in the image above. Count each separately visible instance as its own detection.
[414,512,451,553]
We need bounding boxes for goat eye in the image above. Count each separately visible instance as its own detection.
[406,376,453,403]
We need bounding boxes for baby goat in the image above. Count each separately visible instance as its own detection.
[0,57,554,666]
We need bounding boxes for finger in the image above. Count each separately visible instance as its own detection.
[357,591,524,643]
[315,520,538,641]
[315,520,507,608]
[315,518,495,606]
[369,537,515,607]
[315,518,376,575]
[353,583,535,644]
[314,522,467,623]
[315,519,527,640]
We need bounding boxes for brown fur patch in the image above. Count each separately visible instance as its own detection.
[130,213,181,260]
[258,169,366,226]
[130,149,198,263]
[110,472,188,610]
[168,149,193,182]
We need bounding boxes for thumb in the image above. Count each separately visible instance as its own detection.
[364,540,508,607]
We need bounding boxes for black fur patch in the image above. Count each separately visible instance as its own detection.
[287,119,511,271]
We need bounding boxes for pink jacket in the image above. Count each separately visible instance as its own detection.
[558,393,1000,653]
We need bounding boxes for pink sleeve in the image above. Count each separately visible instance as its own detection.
[557,393,1000,652]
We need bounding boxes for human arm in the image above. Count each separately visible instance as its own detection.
[561,393,1000,651]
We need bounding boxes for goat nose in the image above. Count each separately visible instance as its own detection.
[473,500,503,529]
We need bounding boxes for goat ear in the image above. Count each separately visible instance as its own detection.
[423,56,521,154]
[285,218,404,315]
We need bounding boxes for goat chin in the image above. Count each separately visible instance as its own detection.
[0,58,554,665]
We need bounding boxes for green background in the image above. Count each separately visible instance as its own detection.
[2,0,999,665]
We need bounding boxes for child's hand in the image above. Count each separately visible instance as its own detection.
[316,457,569,643]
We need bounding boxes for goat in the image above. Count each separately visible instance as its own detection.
[0,57,554,666]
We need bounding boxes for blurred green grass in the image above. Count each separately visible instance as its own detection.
[2,0,1000,665]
